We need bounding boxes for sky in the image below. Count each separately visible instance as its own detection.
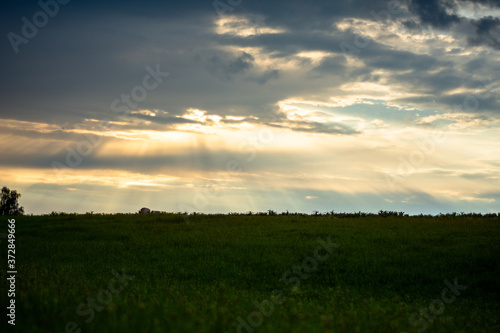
[0,0,499,215]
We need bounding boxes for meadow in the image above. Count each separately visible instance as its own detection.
[1,212,499,332]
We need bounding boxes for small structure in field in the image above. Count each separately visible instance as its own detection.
[139,208,162,214]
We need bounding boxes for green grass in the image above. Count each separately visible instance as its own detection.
[1,213,499,332]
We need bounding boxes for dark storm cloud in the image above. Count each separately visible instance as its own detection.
[407,0,462,27]
[1,0,499,132]
[468,16,500,49]
[252,69,280,84]
[389,68,465,94]
[0,12,216,120]
[202,51,255,78]
[402,0,500,49]
[440,93,500,112]
[220,28,445,77]
[394,93,500,113]
[463,57,491,72]
[1,0,213,19]
[215,0,394,27]
[360,47,444,71]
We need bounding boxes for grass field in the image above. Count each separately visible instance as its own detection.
[1,212,499,332]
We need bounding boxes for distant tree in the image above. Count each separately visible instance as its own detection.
[0,187,24,216]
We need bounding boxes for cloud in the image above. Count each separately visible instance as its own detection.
[128,113,199,126]
[468,16,500,49]
[407,0,462,28]
[415,112,500,129]
[402,0,500,49]
[271,121,360,135]
[204,51,255,78]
